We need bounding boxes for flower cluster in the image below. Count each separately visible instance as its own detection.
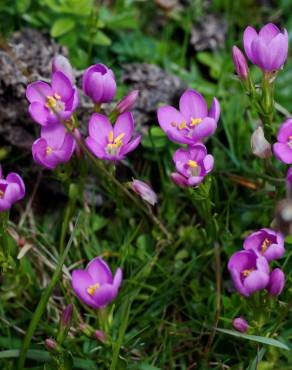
[157,89,220,187]
[26,56,141,169]
[228,228,285,297]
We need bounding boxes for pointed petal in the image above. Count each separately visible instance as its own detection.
[51,71,73,101]
[243,26,258,63]
[120,135,141,156]
[209,97,220,122]
[113,112,134,144]
[26,81,52,103]
[259,23,280,44]
[273,143,292,164]
[179,89,208,119]
[157,105,186,143]
[87,257,113,285]
[88,113,112,146]
[28,102,49,126]
[72,270,98,309]
[85,137,106,159]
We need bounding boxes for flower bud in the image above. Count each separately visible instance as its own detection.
[95,329,106,342]
[82,63,116,104]
[116,90,139,114]
[274,199,292,235]
[232,317,249,333]
[286,168,292,197]
[170,172,188,187]
[61,304,73,327]
[251,126,272,159]
[232,46,249,79]
[52,55,75,84]
[267,268,285,297]
[44,338,61,353]
[131,179,158,206]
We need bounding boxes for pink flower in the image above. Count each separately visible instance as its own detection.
[157,89,220,145]
[232,46,249,79]
[131,179,157,206]
[72,257,122,309]
[52,55,75,84]
[26,72,79,126]
[273,119,292,164]
[32,122,75,170]
[85,112,141,161]
[0,167,25,212]
[232,317,249,333]
[171,143,214,187]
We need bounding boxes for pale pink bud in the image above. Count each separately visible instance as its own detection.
[251,126,272,159]
[131,179,158,206]
[52,55,75,84]
[116,90,139,114]
[232,317,249,333]
[44,338,60,352]
[232,46,249,79]
[95,329,106,342]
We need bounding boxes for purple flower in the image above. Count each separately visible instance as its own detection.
[131,179,158,206]
[32,122,75,170]
[26,72,79,126]
[243,23,288,72]
[232,46,249,79]
[0,168,25,212]
[52,55,75,84]
[85,112,141,161]
[82,63,116,104]
[71,257,122,309]
[287,167,292,185]
[243,228,285,262]
[273,119,292,164]
[171,143,214,187]
[251,126,272,159]
[157,89,220,145]
[228,250,270,297]
[116,90,139,114]
[61,304,73,327]
[232,317,249,333]
[267,268,285,297]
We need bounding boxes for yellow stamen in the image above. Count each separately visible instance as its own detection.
[45,96,57,109]
[114,133,125,143]
[190,118,202,126]
[188,160,198,168]
[242,268,255,277]
[261,238,271,253]
[108,130,114,143]
[0,190,4,198]
[46,146,53,155]
[87,283,100,296]
[178,120,187,130]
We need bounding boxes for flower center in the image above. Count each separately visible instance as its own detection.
[187,160,200,176]
[190,117,203,126]
[261,238,272,253]
[106,131,125,156]
[46,146,53,155]
[45,93,64,113]
[0,190,4,198]
[170,117,202,139]
[87,282,100,296]
[288,135,292,148]
[242,268,255,278]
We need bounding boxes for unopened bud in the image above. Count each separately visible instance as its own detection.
[116,90,139,114]
[232,46,249,80]
[267,268,285,297]
[61,304,73,327]
[131,179,158,206]
[95,330,106,342]
[79,323,94,337]
[274,199,292,236]
[44,338,61,353]
[52,55,75,84]
[251,126,272,159]
[232,317,249,333]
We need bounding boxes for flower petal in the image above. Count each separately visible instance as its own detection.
[273,143,292,164]
[87,257,113,285]
[120,135,141,156]
[157,106,186,144]
[170,172,188,187]
[259,23,280,44]
[179,89,208,119]
[243,26,258,63]
[203,154,214,173]
[113,268,123,291]
[113,112,134,144]
[173,148,190,163]
[51,71,73,101]
[40,122,67,148]
[85,137,106,159]
[187,176,204,186]
[209,97,220,122]
[265,32,289,71]
[91,284,118,308]
[250,37,271,71]
[244,270,269,294]
[6,173,25,200]
[26,81,52,103]
[88,113,112,146]
[192,117,217,141]
[72,270,98,309]
[28,102,49,126]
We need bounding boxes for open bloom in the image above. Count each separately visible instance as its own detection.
[232,317,249,333]
[26,72,79,126]
[171,143,214,187]
[85,112,141,161]
[232,46,249,79]
[0,168,25,212]
[243,228,285,262]
[32,122,75,170]
[131,179,158,206]
[72,257,122,309]
[267,268,285,297]
[243,23,288,72]
[52,55,75,84]
[273,119,292,164]
[82,63,116,104]
[228,250,270,297]
[157,89,220,145]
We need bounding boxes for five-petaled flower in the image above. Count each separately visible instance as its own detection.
[0,167,25,212]
[171,143,214,187]
[243,22,288,72]
[273,119,292,164]
[85,112,141,161]
[157,89,220,145]
[72,257,122,309]
[243,228,285,262]
[228,250,270,297]
[26,71,79,126]
[32,122,75,170]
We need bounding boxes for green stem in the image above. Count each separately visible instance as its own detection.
[60,201,72,254]
[17,215,79,369]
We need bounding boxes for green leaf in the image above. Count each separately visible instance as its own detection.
[51,18,75,38]
[94,30,111,46]
[216,328,290,350]
[142,127,168,151]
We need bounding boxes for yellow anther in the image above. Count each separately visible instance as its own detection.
[54,93,61,100]
[188,160,198,168]
[108,131,114,143]
[46,146,53,155]
[289,135,292,140]
[171,121,177,127]
[242,268,255,277]
[45,96,57,109]
[0,190,4,198]
[114,133,125,143]
[178,120,187,130]
[261,238,271,253]
[87,283,100,296]
[190,118,202,126]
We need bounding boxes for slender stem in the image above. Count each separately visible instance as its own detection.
[60,201,72,254]
[17,214,79,369]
